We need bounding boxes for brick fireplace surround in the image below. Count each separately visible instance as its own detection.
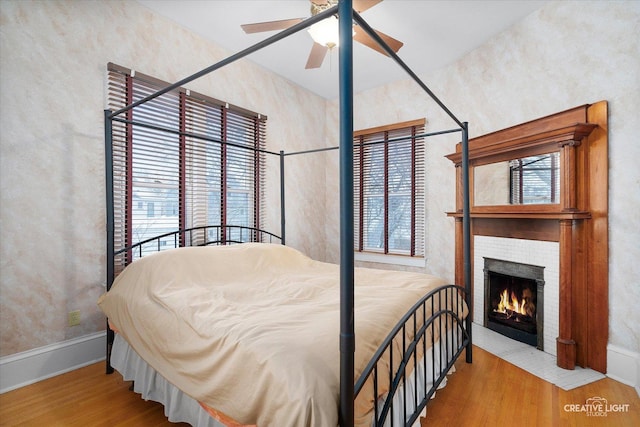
[446,101,609,373]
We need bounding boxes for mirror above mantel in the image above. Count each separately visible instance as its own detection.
[446,109,598,218]
[474,152,560,206]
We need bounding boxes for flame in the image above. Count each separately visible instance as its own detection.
[496,289,529,316]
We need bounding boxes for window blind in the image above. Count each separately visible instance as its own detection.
[509,153,559,204]
[107,63,266,264]
[354,120,425,257]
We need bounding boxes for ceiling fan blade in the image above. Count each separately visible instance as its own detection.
[353,0,383,13]
[241,18,303,34]
[305,42,329,69]
[353,25,403,56]
[310,0,330,5]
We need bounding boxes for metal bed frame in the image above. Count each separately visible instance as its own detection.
[104,1,472,426]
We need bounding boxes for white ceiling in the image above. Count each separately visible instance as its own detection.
[137,0,547,99]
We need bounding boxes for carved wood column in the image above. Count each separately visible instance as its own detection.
[557,219,576,369]
[559,140,580,211]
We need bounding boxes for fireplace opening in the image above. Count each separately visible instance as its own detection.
[484,258,544,350]
[488,271,537,335]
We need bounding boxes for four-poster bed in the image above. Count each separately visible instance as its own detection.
[101,1,472,426]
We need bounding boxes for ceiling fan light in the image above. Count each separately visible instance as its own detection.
[308,17,340,48]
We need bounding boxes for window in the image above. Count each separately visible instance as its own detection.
[107,63,266,256]
[354,119,425,257]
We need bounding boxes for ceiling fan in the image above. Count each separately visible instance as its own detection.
[241,0,403,69]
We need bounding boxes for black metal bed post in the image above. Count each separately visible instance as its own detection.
[461,122,472,363]
[279,150,286,245]
[347,17,473,366]
[104,109,115,374]
[338,1,355,426]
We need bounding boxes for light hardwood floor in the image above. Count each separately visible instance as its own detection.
[422,347,639,427]
[1,346,637,426]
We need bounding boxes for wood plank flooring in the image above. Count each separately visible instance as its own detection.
[422,347,639,427]
[0,362,188,427]
[1,346,637,426]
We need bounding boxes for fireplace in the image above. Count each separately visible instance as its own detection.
[484,258,545,350]
[447,102,608,371]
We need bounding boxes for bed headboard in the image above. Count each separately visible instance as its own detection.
[109,224,281,289]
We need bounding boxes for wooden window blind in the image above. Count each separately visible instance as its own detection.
[107,63,266,260]
[354,119,425,257]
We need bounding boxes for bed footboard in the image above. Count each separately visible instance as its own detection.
[355,284,470,427]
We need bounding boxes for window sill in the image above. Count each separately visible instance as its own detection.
[355,252,425,268]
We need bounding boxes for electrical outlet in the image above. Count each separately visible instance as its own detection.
[68,310,81,327]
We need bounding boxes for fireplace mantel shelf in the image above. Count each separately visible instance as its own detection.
[447,210,591,220]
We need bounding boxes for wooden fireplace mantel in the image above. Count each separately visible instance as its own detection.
[446,101,609,373]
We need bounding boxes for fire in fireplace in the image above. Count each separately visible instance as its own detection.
[484,258,545,350]
[488,272,537,335]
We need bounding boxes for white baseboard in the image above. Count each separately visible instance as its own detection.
[0,331,106,394]
[607,344,640,396]
[2,334,636,396]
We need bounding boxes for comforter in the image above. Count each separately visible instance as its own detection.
[98,243,463,426]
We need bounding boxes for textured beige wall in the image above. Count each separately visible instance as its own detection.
[1,0,638,361]
[0,0,327,356]
[324,0,640,353]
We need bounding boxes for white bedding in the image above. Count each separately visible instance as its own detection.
[99,243,466,426]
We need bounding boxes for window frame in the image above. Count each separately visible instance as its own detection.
[353,119,426,261]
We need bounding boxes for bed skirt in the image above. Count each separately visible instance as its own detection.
[111,333,455,426]
[112,334,225,427]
